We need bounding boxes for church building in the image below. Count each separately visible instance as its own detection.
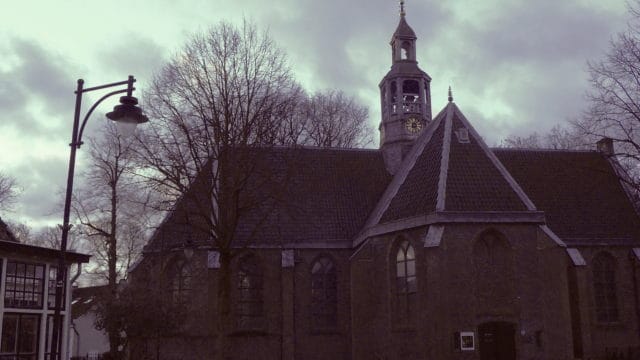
[129,5,640,360]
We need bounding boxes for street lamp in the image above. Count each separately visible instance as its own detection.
[50,76,148,360]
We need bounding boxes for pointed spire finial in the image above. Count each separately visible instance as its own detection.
[400,0,406,17]
[448,86,453,102]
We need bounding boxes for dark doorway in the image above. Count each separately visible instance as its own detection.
[478,321,516,360]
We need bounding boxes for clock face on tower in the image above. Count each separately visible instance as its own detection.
[405,117,422,134]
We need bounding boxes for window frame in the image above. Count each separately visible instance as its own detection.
[592,252,619,323]
[47,266,66,310]
[170,261,192,307]
[0,312,41,360]
[236,254,264,330]
[310,256,338,331]
[4,261,45,310]
[393,239,417,328]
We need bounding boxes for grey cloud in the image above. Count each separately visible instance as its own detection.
[418,0,627,143]
[10,38,76,116]
[0,76,27,115]
[96,33,166,85]
[472,1,620,65]
[265,0,449,93]
[0,38,76,137]
[10,156,68,224]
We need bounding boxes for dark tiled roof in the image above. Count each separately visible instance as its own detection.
[0,240,90,263]
[0,217,18,242]
[146,147,391,250]
[445,114,527,212]
[381,119,444,222]
[378,103,530,225]
[495,149,640,245]
[392,15,417,40]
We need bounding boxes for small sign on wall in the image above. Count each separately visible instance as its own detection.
[281,249,295,268]
[207,251,220,269]
[460,332,475,351]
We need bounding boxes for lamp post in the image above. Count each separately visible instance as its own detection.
[50,76,148,360]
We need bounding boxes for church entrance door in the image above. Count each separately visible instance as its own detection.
[478,321,516,360]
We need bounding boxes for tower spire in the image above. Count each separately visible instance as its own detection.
[448,86,453,102]
[400,0,406,17]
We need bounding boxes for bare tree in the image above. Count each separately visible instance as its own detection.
[0,173,19,211]
[278,89,373,147]
[305,90,372,147]
[72,122,148,359]
[133,20,303,360]
[500,124,585,150]
[5,221,30,243]
[131,19,374,359]
[572,1,640,191]
[31,225,85,251]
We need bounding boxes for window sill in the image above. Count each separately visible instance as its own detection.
[229,329,268,337]
[391,326,417,333]
[594,321,626,329]
[309,328,340,336]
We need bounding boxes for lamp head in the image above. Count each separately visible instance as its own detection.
[106,95,148,137]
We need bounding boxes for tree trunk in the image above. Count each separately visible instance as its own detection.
[215,249,232,360]
[108,180,120,359]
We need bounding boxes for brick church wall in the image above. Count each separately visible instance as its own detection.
[350,224,574,360]
[573,247,640,359]
[129,248,352,360]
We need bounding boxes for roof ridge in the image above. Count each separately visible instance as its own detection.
[491,147,596,154]
[269,144,380,153]
[354,108,448,245]
[436,103,455,210]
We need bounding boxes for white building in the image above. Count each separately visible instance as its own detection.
[0,219,90,360]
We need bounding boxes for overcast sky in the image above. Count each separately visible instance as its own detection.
[0,0,631,227]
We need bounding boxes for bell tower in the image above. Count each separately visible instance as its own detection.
[379,0,432,174]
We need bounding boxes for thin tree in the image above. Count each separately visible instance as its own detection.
[0,173,19,212]
[72,122,147,359]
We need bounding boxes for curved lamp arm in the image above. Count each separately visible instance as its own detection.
[76,88,130,147]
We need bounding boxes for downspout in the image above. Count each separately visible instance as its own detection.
[70,323,80,358]
[71,263,82,284]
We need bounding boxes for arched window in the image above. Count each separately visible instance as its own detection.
[237,255,263,328]
[170,261,191,306]
[401,41,412,60]
[402,80,420,103]
[593,252,619,322]
[390,81,398,103]
[311,256,337,329]
[472,230,515,310]
[395,240,416,325]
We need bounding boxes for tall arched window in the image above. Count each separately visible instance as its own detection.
[472,230,514,310]
[237,255,263,328]
[311,256,337,329]
[170,261,191,306]
[395,240,416,326]
[593,252,619,323]
[401,41,412,60]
